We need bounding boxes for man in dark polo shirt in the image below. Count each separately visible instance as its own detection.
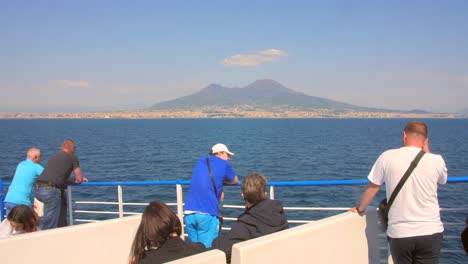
[34,139,88,230]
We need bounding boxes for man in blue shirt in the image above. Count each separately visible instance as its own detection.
[4,148,44,216]
[184,143,239,248]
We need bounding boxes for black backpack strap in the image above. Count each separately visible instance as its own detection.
[386,149,425,212]
[206,158,218,198]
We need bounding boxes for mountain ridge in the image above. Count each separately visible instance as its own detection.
[151,79,397,112]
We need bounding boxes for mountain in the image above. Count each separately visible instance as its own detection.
[456,108,468,115]
[405,109,432,114]
[151,79,389,112]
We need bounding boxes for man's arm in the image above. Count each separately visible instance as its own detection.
[423,137,430,153]
[224,175,239,185]
[220,191,225,202]
[72,167,88,183]
[349,182,380,213]
[437,157,448,184]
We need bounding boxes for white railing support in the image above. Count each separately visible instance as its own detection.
[68,186,74,225]
[176,183,185,238]
[53,178,467,262]
[117,185,124,218]
[388,243,394,264]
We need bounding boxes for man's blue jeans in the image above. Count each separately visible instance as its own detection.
[4,202,20,217]
[33,186,68,230]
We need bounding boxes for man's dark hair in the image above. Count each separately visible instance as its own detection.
[404,121,428,138]
[241,172,267,205]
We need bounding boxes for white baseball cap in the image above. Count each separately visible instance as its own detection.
[210,143,234,156]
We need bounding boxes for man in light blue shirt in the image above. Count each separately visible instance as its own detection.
[4,148,44,216]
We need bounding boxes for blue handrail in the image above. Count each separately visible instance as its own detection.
[447,176,468,182]
[2,176,467,187]
[51,175,468,186]
[1,176,467,221]
[0,178,4,221]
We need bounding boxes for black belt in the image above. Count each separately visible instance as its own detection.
[36,181,67,190]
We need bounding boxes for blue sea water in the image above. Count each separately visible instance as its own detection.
[0,118,467,262]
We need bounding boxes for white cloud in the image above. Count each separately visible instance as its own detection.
[54,80,91,89]
[258,49,288,56]
[223,49,288,66]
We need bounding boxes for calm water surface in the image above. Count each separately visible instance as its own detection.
[0,118,467,262]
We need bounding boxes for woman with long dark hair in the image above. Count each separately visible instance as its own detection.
[129,201,205,264]
[0,205,40,238]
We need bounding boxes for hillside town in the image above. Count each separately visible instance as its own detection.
[0,107,460,119]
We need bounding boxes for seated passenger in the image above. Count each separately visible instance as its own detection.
[129,201,205,264]
[0,205,40,238]
[462,216,468,255]
[212,172,289,262]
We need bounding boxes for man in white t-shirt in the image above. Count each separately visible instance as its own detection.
[350,121,447,264]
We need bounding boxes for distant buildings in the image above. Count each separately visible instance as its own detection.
[0,107,460,119]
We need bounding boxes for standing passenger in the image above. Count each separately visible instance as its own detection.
[4,147,44,216]
[184,143,239,248]
[350,121,447,264]
[33,139,88,230]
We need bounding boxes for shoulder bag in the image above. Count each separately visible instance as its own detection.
[379,149,425,228]
[206,158,224,231]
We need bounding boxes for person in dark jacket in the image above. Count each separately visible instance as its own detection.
[129,201,205,264]
[212,172,288,262]
[462,216,468,255]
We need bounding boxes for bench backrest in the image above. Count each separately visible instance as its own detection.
[167,249,226,264]
[231,210,380,264]
[0,215,141,264]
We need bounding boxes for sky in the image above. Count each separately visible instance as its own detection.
[1,0,467,113]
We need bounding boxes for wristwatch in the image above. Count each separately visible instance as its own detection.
[355,206,364,214]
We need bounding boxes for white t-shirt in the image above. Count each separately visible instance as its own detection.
[368,146,447,238]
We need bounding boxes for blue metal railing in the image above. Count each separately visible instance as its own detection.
[56,176,468,187]
[0,178,3,221]
[1,176,468,221]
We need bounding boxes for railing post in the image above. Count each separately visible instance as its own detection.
[68,186,74,225]
[269,186,275,200]
[387,245,394,264]
[118,185,124,218]
[0,178,4,221]
[176,182,185,238]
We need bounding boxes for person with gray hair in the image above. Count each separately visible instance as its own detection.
[4,148,44,216]
[212,172,288,262]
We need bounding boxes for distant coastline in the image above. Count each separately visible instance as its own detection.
[4,80,464,119]
[0,108,463,119]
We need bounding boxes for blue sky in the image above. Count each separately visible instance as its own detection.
[1,0,467,113]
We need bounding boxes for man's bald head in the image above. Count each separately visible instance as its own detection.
[403,121,429,148]
[404,121,428,138]
[26,147,41,163]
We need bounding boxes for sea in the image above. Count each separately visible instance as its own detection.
[0,118,467,263]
